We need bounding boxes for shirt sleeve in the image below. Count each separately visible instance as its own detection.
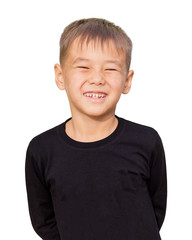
[147,132,167,230]
[25,145,61,240]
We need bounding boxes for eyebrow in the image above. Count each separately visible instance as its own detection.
[72,57,90,65]
[104,60,122,68]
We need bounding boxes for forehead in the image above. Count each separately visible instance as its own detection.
[67,37,126,60]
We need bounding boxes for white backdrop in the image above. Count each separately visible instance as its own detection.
[0,0,191,239]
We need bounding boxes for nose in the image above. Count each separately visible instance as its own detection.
[88,70,105,85]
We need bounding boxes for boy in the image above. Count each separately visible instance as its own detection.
[25,18,167,240]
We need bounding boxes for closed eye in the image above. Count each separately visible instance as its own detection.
[105,68,117,71]
[77,66,89,69]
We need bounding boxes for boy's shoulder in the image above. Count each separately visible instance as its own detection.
[120,116,161,145]
[27,122,64,153]
[122,116,158,134]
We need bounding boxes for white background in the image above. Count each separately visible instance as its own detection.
[0,0,191,239]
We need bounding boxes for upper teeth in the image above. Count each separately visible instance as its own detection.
[84,93,106,98]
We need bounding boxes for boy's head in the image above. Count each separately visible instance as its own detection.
[59,18,132,72]
[54,18,134,119]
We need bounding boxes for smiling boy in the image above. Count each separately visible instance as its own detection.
[25,18,167,240]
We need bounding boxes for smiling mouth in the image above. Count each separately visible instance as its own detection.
[83,93,107,98]
[83,92,107,103]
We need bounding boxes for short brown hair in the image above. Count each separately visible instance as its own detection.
[59,18,133,71]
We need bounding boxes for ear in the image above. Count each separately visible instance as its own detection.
[54,63,65,90]
[122,70,134,94]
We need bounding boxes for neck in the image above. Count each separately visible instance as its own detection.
[65,113,118,142]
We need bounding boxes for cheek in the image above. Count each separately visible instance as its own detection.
[109,76,126,100]
[109,75,124,90]
[66,72,85,91]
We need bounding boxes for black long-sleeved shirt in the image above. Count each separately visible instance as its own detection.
[25,115,167,240]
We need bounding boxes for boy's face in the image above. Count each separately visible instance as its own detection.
[54,38,134,119]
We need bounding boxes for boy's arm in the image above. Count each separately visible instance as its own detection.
[147,132,167,230]
[25,146,61,240]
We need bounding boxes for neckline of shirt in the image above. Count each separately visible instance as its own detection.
[59,115,125,149]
